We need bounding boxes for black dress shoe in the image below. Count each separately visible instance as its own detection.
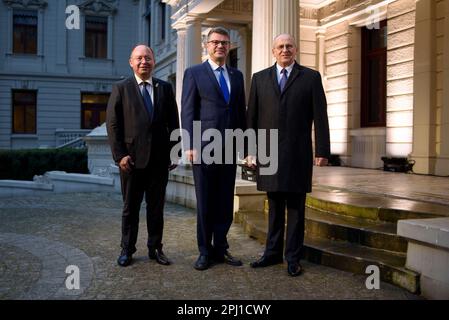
[194,255,209,270]
[287,262,303,277]
[149,249,171,266]
[250,255,283,268]
[117,253,132,267]
[212,251,243,266]
[223,251,243,266]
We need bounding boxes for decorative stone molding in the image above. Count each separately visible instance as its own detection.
[318,0,381,22]
[164,0,182,6]
[33,174,52,185]
[299,6,318,20]
[78,0,118,16]
[173,0,259,23]
[168,0,189,22]
[216,0,252,13]
[2,0,47,9]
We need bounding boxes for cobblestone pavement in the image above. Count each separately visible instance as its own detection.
[0,193,420,300]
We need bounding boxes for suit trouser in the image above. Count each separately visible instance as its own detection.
[264,192,306,263]
[192,163,237,256]
[119,160,168,255]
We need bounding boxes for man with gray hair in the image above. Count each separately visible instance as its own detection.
[246,34,330,276]
[181,27,247,270]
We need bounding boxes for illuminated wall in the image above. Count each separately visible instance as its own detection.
[307,0,418,168]
[386,0,415,157]
[435,0,449,175]
[411,0,449,176]
[324,21,351,163]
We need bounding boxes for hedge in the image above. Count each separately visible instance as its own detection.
[0,148,88,181]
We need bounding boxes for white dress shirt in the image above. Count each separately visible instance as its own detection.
[275,62,295,85]
[134,74,154,105]
[208,59,231,95]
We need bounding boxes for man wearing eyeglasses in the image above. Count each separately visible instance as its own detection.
[181,27,247,270]
[246,34,330,277]
[106,45,180,267]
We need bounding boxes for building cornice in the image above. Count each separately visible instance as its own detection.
[78,0,118,16]
[2,0,47,9]
[318,0,390,23]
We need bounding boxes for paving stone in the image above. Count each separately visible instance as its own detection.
[0,192,420,300]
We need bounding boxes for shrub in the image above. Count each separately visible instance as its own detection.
[0,148,88,181]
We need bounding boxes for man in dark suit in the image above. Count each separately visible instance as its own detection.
[106,45,180,267]
[246,34,330,276]
[181,27,247,270]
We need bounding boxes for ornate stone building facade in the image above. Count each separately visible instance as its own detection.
[153,0,449,176]
[1,0,448,176]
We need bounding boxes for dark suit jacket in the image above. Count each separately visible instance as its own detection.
[181,61,247,155]
[106,76,179,169]
[247,63,330,193]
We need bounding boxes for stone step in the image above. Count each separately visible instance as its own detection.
[305,207,408,253]
[235,210,419,293]
[239,208,407,253]
[304,237,419,293]
[305,186,449,223]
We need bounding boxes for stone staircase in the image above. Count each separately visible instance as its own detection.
[235,185,449,294]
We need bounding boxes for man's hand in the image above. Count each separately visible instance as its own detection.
[315,157,328,167]
[119,155,134,173]
[244,155,257,169]
[185,149,198,163]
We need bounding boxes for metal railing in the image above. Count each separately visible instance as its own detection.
[55,129,90,149]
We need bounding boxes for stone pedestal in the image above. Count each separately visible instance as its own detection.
[83,123,115,177]
[166,165,265,213]
[398,218,449,299]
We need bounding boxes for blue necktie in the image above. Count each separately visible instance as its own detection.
[279,68,288,92]
[217,67,230,104]
[141,82,153,121]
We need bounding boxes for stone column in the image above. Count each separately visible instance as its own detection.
[435,0,449,175]
[185,17,203,67]
[316,28,326,82]
[37,8,45,56]
[178,18,201,159]
[150,0,157,48]
[107,16,114,60]
[56,0,67,65]
[136,0,146,44]
[237,27,250,94]
[411,0,437,174]
[272,0,298,41]
[6,7,12,54]
[174,25,187,110]
[251,0,273,74]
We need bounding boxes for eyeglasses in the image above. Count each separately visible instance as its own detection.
[133,56,153,62]
[275,44,295,51]
[207,40,230,47]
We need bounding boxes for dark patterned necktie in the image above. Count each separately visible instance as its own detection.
[142,82,153,121]
[279,68,288,92]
